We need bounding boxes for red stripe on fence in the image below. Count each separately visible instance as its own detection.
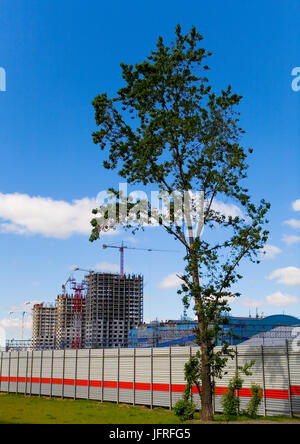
[41,378,51,384]
[171,384,185,393]
[52,378,63,385]
[104,381,117,389]
[291,386,300,396]
[0,377,299,401]
[31,378,39,384]
[76,379,89,387]
[238,388,253,398]
[265,389,289,400]
[134,382,151,391]
[119,382,133,390]
[89,380,101,387]
[64,379,75,386]
[152,383,170,392]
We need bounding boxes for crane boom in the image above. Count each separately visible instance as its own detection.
[102,242,178,277]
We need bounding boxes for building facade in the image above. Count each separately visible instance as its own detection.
[32,304,57,350]
[32,273,143,350]
[129,314,300,348]
[56,294,86,350]
[85,273,143,348]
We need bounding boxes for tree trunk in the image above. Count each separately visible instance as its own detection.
[189,241,214,421]
[199,328,214,421]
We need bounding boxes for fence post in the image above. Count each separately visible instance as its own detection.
[8,352,11,394]
[74,349,78,401]
[285,340,293,417]
[30,351,33,396]
[150,348,153,410]
[235,346,239,413]
[117,348,120,405]
[261,345,267,416]
[16,351,20,395]
[62,349,66,399]
[169,347,172,410]
[25,351,28,395]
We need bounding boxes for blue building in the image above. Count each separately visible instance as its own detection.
[129,314,300,348]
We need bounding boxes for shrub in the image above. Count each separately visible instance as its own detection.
[221,359,255,419]
[221,373,243,418]
[173,400,196,421]
[246,384,263,418]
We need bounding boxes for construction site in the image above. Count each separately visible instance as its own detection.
[25,239,300,352]
[31,242,148,351]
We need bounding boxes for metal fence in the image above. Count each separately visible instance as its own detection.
[0,343,299,416]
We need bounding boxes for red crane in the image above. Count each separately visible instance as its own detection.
[71,280,87,350]
[102,242,178,277]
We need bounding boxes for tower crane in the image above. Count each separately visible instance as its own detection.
[9,303,31,341]
[60,268,92,350]
[102,241,178,277]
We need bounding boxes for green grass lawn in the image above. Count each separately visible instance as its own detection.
[0,394,182,424]
[0,394,300,424]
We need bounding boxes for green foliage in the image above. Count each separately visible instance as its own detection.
[246,384,263,418]
[173,400,196,421]
[222,389,241,418]
[183,353,202,401]
[221,359,255,419]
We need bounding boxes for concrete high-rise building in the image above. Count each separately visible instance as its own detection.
[32,304,57,350]
[84,273,143,349]
[56,294,86,349]
[32,273,143,350]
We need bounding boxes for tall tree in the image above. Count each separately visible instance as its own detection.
[90,25,270,421]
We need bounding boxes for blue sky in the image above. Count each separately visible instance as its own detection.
[0,0,299,339]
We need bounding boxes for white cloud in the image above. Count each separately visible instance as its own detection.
[284,219,300,230]
[158,273,183,289]
[266,292,299,307]
[0,191,246,239]
[0,192,117,239]
[292,199,300,211]
[282,235,300,246]
[260,244,282,260]
[268,266,300,286]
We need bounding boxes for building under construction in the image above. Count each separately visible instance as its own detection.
[85,273,143,348]
[32,303,57,350]
[32,273,143,350]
